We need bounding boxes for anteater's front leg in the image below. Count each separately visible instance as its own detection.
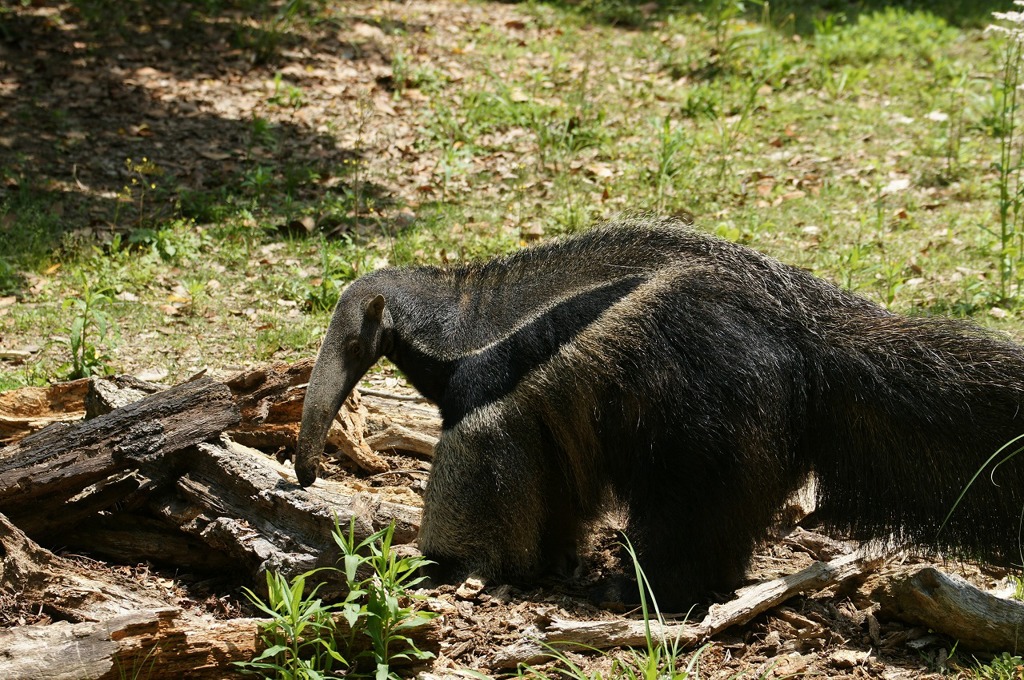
[418,408,577,584]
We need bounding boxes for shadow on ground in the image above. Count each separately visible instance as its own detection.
[0,0,394,291]
[536,0,1007,31]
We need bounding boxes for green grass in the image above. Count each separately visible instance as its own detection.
[2,0,1024,385]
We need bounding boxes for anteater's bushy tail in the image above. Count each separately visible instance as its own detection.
[808,301,1024,565]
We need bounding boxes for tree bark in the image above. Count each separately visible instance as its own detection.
[0,512,169,623]
[0,376,240,540]
[146,439,422,584]
[876,566,1024,652]
[0,604,441,680]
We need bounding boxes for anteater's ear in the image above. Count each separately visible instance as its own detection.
[365,294,386,323]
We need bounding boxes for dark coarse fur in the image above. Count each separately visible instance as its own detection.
[295,214,1024,611]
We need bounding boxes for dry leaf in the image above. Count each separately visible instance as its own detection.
[135,367,169,382]
[881,178,911,195]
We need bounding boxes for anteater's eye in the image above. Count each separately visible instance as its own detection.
[346,339,362,359]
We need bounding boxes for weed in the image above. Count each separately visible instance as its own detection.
[115,642,160,680]
[815,8,956,67]
[701,0,764,71]
[652,116,694,212]
[61,279,114,379]
[235,0,324,64]
[1011,575,1024,601]
[333,518,436,679]
[876,251,907,309]
[299,237,378,313]
[238,569,347,679]
[971,652,1024,680]
[269,73,306,109]
[940,431,1024,560]
[986,9,1024,304]
[180,278,207,317]
[237,519,434,680]
[127,219,206,265]
[115,157,165,229]
[251,116,279,150]
[243,166,277,196]
[937,64,971,183]
[566,0,652,28]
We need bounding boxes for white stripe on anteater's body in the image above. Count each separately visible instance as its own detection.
[296,215,1024,611]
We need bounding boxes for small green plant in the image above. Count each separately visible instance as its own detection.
[243,165,276,196]
[116,642,160,680]
[939,432,1024,551]
[251,116,279,149]
[62,281,114,379]
[269,72,306,109]
[305,241,343,313]
[180,278,207,317]
[653,116,693,212]
[986,7,1024,304]
[114,157,164,229]
[233,0,323,63]
[333,518,437,680]
[236,519,435,680]
[1011,575,1024,601]
[238,569,347,679]
[700,0,763,67]
[971,652,1024,680]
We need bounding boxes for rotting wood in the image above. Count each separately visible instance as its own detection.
[224,360,426,471]
[224,359,312,452]
[85,374,163,418]
[62,513,237,573]
[361,391,442,443]
[0,607,258,680]
[0,512,169,623]
[0,378,90,445]
[327,389,391,473]
[701,550,877,636]
[0,604,441,680]
[365,423,439,459]
[146,438,422,585]
[876,566,1024,652]
[488,551,878,668]
[0,376,239,539]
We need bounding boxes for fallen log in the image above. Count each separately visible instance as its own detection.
[84,374,164,418]
[0,376,240,539]
[62,513,237,573]
[145,438,423,584]
[0,369,425,585]
[0,378,90,445]
[488,551,878,668]
[876,566,1024,652]
[0,512,169,623]
[0,607,259,680]
[0,604,441,680]
[224,361,435,471]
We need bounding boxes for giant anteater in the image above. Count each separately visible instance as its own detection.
[295,215,1024,610]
